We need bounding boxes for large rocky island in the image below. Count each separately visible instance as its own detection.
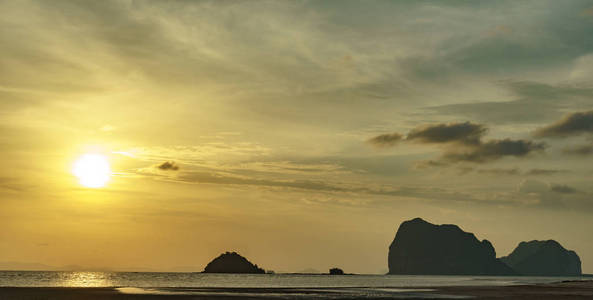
[501,240,582,276]
[388,218,583,276]
[203,252,265,274]
[388,218,516,275]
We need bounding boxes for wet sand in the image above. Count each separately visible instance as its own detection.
[435,280,593,299]
[0,280,592,299]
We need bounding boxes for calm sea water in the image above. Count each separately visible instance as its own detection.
[0,271,585,288]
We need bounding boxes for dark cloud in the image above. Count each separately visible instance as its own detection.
[474,168,565,176]
[526,168,567,176]
[369,121,545,164]
[443,139,546,163]
[413,160,451,169]
[406,122,486,145]
[157,161,179,171]
[534,110,593,138]
[551,184,578,194]
[563,144,593,156]
[367,133,403,148]
[367,122,487,149]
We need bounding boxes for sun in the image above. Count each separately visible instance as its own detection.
[72,154,111,188]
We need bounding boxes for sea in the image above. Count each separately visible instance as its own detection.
[0,271,589,299]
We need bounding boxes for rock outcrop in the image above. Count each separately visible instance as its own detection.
[329,268,345,275]
[388,218,516,275]
[501,240,581,276]
[203,252,265,274]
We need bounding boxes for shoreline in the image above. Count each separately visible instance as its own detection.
[0,280,591,299]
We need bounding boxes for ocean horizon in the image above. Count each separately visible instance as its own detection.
[0,270,587,288]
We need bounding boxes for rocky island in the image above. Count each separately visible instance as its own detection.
[329,268,345,275]
[203,252,265,274]
[388,218,516,275]
[501,240,582,276]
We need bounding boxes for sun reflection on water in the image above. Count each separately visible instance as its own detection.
[55,272,114,287]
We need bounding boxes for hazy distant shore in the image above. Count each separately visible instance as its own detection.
[0,280,592,299]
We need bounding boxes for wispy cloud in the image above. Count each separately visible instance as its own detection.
[367,133,403,148]
[426,82,593,124]
[563,144,593,156]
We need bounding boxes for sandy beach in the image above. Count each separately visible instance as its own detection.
[0,280,592,299]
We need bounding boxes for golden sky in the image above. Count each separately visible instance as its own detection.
[2,0,593,273]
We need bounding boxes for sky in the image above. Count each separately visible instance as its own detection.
[1,0,593,274]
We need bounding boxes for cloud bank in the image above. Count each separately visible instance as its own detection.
[369,122,545,164]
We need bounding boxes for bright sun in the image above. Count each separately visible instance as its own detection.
[72,154,111,188]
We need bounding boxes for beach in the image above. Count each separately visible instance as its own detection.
[0,280,592,299]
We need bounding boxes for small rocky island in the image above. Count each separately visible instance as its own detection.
[501,240,582,276]
[203,252,265,274]
[329,268,345,275]
[388,218,516,275]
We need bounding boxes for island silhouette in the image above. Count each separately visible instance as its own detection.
[388,218,582,276]
[501,240,582,276]
[203,252,265,274]
[329,268,345,275]
[388,218,516,275]
[200,218,582,276]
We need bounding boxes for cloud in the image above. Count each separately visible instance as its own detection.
[413,159,450,169]
[534,110,593,138]
[135,158,516,206]
[518,179,549,194]
[526,168,567,176]
[367,121,486,148]
[516,179,565,209]
[4,1,592,215]
[426,82,593,124]
[472,168,565,176]
[442,139,546,163]
[367,133,403,148]
[157,161,179,171]
[551,184,578,194]
[369,121,545,164]
[515,180,589,210]
[406,122,486,145]
[563,144,593,155]
[160,170,504,205]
